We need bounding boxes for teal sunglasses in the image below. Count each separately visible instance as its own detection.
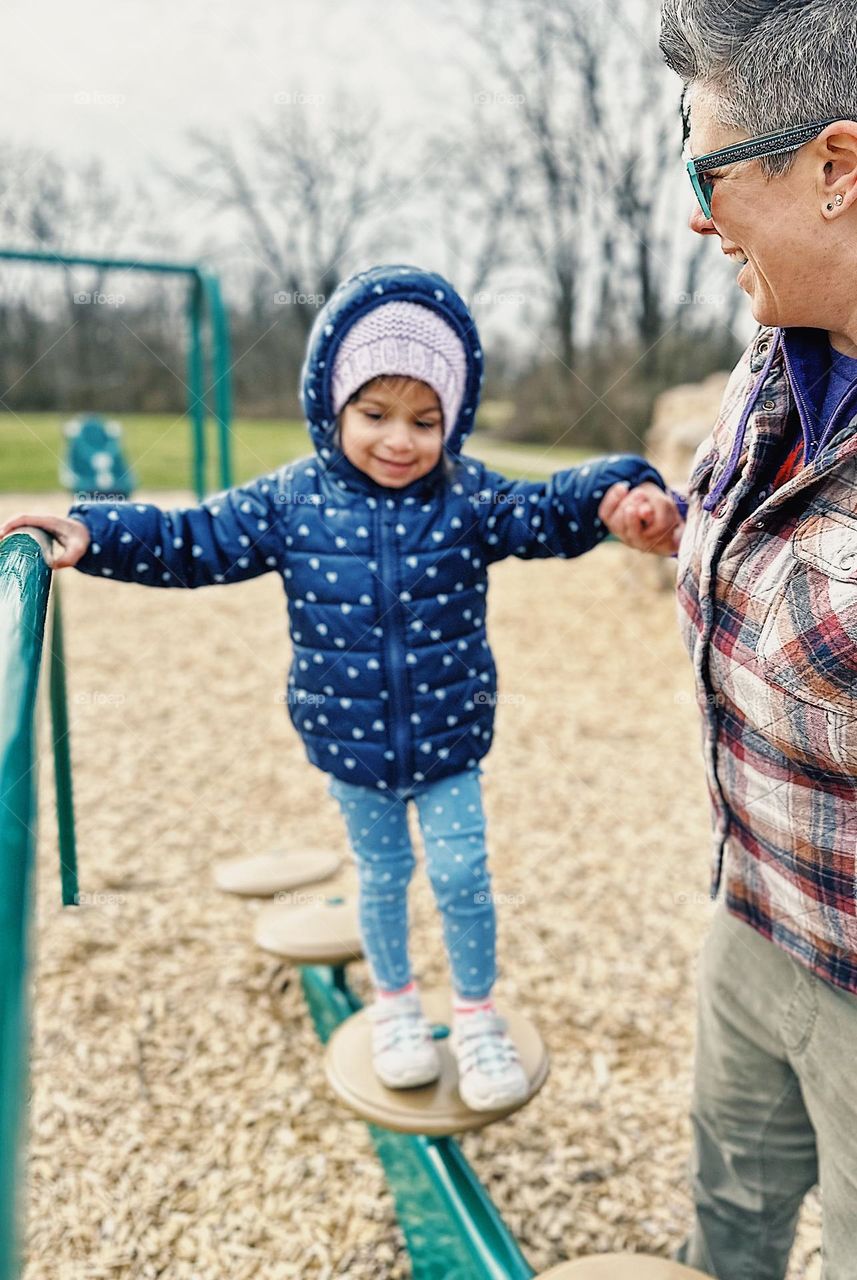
[687,119,839,219]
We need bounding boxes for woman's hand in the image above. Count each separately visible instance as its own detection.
[0,513,91,568]
[598,481,684,556]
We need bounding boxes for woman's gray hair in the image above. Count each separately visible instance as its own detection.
[660,0,857,174]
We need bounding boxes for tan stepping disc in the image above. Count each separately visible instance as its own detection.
[254,897,363,965]
[537,1256,708,1279]
[325,990,548,1136]
[213,849,340,897]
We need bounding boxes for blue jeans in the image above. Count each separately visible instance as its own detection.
[328,767,496,999]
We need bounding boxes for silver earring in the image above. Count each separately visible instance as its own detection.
[836,193,845,206]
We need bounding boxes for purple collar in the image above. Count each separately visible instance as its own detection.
[703,332,781,512]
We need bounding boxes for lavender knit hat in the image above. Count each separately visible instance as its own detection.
[330,300,468,438]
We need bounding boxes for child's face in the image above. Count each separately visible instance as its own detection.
[339,376,444,488]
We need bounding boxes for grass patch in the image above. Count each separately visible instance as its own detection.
[0,411,591,493]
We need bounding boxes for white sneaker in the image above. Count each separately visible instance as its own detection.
[369,991,441,1089]
[452,1007,530,1111]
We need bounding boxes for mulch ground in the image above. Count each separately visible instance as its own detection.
[2,489,821,1280]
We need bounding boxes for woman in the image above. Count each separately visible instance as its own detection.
[601,2,857,1276]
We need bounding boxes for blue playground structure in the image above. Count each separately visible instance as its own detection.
[60,414,135,499]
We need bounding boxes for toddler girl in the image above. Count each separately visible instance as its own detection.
[1,264,678,1110]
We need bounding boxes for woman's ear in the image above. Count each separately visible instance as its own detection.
[818,121,857,214]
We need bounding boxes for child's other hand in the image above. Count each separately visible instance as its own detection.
[598,481,684,556]
[0,513,91,568]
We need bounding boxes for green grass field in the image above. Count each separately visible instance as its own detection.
[0,411,589,493]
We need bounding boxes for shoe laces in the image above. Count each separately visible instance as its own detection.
[372,995,431,1053]
[455,1010,520,1076]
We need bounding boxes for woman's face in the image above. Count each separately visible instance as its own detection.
[340,376,444,488]
[686,92,844,330]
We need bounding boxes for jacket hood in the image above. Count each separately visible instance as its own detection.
[300,264,484,461]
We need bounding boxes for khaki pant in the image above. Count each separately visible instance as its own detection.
[677,901,857,1279]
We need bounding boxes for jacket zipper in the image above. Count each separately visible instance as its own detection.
[781,341,820,462]
[376,502,411,789]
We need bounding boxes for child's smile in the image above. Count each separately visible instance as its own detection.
[340,376,444,488]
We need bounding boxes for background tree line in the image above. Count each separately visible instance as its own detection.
[0,0,745,453]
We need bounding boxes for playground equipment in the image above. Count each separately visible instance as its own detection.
[0,249,234,500]
[258,897,708,1280]
[0,531,707,1279]
[539,1261,704,1278]
[213,848,341,897]
[254,896,361,963]
[327,987,549,1137]
[60,413,135,499]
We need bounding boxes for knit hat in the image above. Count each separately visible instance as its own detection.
[330,300,468,438]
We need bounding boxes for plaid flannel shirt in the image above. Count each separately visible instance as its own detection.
[677,326,857,993]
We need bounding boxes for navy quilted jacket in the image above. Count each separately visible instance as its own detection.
[68,264,665,791]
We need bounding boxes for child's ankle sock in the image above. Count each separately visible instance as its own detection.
[453,993,495,1016]
[377,980,417,1001]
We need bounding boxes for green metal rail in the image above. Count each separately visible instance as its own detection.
[0,249,234,499]
[0,531,79,1280]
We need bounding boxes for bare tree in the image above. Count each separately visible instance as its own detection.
[575,0,679,360]
[177,99,405,335]
[0,146,165,306]
[420,121,527,305]
[449,0,739,370]
[447,0,638,374]
[0,146,172,406]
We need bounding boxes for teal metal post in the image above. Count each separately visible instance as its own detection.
[47,580,79,907]
[186,275,207,501]
[0,531,53,1280]
[199,271,233,493]
[300,966,535,1280]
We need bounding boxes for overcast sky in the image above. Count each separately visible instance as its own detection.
[5,0,468,177]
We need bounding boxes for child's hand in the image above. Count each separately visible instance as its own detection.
[598,481,684,556]
[0,513,91,568]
